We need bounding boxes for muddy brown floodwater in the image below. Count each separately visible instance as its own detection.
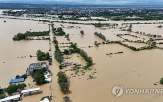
[1,18,163,102]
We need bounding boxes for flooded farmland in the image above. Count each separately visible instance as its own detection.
[1,17,163,102]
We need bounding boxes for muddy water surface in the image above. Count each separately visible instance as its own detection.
[1,18,163,102]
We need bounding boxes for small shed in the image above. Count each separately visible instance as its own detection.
[10,78,24,84]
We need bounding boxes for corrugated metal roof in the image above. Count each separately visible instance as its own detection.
[10,78,24,83]
[21,87,40,93]
[0,94,20,102]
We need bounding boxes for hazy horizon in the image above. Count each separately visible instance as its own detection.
[0,0,163,5]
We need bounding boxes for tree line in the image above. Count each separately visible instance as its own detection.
[57,71,69,94]
[13,31,50,41]
[54,44,63,63]
[5,83,26,95]
[69,43,93,69]
[94,32,106,41]
[53,36,58,44]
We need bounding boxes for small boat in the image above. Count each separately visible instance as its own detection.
[4,20,6,22]
[89,75,93,79]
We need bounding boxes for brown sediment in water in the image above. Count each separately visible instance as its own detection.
[122,42,148,48]
[1,17,163,102]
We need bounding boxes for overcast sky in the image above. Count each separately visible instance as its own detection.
[0,0,163,4]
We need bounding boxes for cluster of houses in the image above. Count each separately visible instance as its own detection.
[0,62,51,102]
[60,62,81,67]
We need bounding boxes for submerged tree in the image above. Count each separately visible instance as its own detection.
[36,50,50,61]
[80,30,84,35]
[94,32,106,41]
[57,72,69,94]
[160,78,163,85]
[127,24,132,32]
[32,70,47,85]
[63,96,71,102]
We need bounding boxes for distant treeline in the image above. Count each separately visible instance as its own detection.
[93,23,118,27]
[13,31,50,41]
[94,13,163,21]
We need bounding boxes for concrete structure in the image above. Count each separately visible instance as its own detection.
[0,94,20,102]
[21,87,42,97]
[21,87,40,94]
[26,62,48,75]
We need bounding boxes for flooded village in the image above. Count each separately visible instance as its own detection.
[1,5,163,102]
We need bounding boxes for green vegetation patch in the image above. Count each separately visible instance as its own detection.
[15,74,27,79]
[94,32,106,41]
[32,69,48,85]
[5,83,26,95]
[52,36,58,44]
[0,88,6,99]
[53,27,65,36]
[65,34,70,41]
[36,50,50,61]
[57,72,69,94]
[63,96,71,102]
[54,44,63,63]
[13,31,50,41]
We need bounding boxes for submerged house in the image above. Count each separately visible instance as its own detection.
[60,62,72,67]
[26,62,49,75]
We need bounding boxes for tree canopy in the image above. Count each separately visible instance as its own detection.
[5,83,26,95]
[57,71,69,94]
[36,50,50,61]
[13,31,50,41]
[32,70,47,85]
[80,30,84,35]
